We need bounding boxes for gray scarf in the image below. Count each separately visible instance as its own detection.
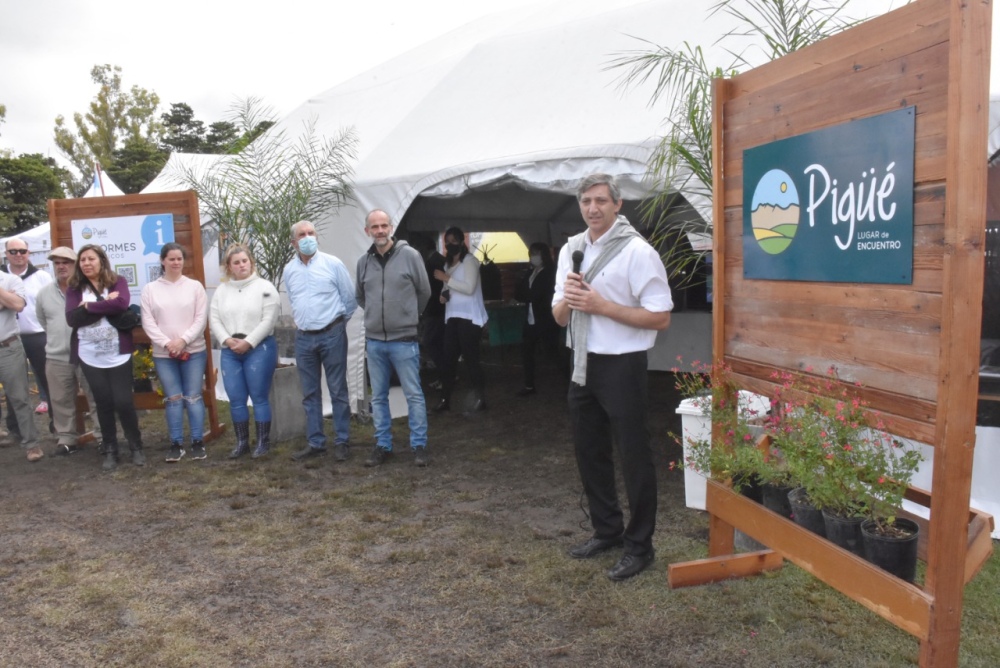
[569,215,642,385]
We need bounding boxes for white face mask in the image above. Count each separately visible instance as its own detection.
[529,254,542,268]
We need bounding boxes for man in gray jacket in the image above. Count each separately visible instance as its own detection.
[36,247,99,456]
[356,209,431,467]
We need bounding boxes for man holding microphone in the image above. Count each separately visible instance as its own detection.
[552,173,673,581]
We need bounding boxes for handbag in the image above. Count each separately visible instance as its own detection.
[85,279,142,330]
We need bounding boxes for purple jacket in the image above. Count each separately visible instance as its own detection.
[65,276,134,364]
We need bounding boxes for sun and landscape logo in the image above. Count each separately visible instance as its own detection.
[750,169,800,255]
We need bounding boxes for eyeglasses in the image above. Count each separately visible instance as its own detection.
[6,249,28,255]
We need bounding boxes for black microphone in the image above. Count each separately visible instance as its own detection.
[571,250,584,275]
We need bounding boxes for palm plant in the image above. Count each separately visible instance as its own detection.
[176,97,358,290]
[609,0,868,286]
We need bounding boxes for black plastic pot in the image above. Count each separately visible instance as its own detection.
[736,474,763,504]
[861,518,919,583]
[787,487,826,537]
[822,509,865,556]
[761,483,794,519]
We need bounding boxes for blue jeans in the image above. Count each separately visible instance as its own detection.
[221,336,278,423]
[295,320,351,449]
[153,351,207,443]
[366,338,427,451]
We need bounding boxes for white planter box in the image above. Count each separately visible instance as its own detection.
[675,391,770,511]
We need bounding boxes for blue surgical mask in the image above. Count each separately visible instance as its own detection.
[297,236,318,256]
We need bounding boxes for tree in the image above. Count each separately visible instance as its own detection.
[53,64,163,187]
[106,137,169,194]
[0,153,69,233]
[177,97,358,289]
[161,102,207,153]
[205,121,240,153]
[161,103,263,154]
[612,0,860,285]
[0,103,6,136]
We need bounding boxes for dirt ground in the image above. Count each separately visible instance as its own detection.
[0,349,944,666]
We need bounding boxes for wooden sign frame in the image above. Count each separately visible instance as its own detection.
[666,1,993,665]
[47,190,225,444]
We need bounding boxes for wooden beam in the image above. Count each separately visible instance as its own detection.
[668,550,783,588]
[705,481,933,640]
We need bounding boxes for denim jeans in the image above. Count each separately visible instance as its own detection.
[220,336,277,423]
[366,338,427,451]
[153,351,207,443]
[295,320,351,449]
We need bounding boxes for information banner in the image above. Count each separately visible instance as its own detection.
[71,214,175,300]
[742,107,915,283]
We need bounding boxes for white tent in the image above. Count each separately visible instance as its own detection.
[258,0,729,410]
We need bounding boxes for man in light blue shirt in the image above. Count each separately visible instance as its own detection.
[284,220,358,462]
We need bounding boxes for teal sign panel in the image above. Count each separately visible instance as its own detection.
[742,107,915,283]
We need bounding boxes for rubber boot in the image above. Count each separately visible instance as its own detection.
[229,421,251,459]
[130,441,145,467]
[102,442,119,472]
[251,421,271,459]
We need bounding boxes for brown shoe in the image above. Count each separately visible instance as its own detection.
[26,445,44,462]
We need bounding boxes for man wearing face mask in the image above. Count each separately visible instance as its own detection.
[284,220,358,463]
[513,242,559,396]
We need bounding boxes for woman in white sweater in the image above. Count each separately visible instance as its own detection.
[432,226,488,413]
[209,244,280,458]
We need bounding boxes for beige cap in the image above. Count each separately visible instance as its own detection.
[48,246,77,262]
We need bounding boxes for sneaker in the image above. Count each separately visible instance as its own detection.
[190,441,207,460]
[35,401,49,414]
[364,445,392,467]
[131,449,146,467]
[165,444,185,463]
[333,442,350,462]
[413,448,429,467]
[26,445,44,462]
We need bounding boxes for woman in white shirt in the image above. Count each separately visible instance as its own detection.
[209,244,280,459]
[432,227,488,412]
[65,244,143,472]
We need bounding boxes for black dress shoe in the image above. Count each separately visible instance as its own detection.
[516,387,536,397]
[567,535,624,559]
[291,445,327,461]
[434,399,450,413]
[607,551,655,581]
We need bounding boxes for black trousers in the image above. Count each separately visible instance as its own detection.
[421,314,446,374]
[81,358,142,449]
[441,317,485,402]
[520,322,560,389]
[568,350,656,556]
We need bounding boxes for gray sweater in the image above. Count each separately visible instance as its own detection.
[35,281,72,363]
[355,239,431,341]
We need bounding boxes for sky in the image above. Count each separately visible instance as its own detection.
[1,0,997,171]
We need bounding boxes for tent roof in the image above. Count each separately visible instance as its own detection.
[274,0,730,225]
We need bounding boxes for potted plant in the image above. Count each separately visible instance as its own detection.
[767,368,922,559]
[856,435,923,582]
[672,360,770,498]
